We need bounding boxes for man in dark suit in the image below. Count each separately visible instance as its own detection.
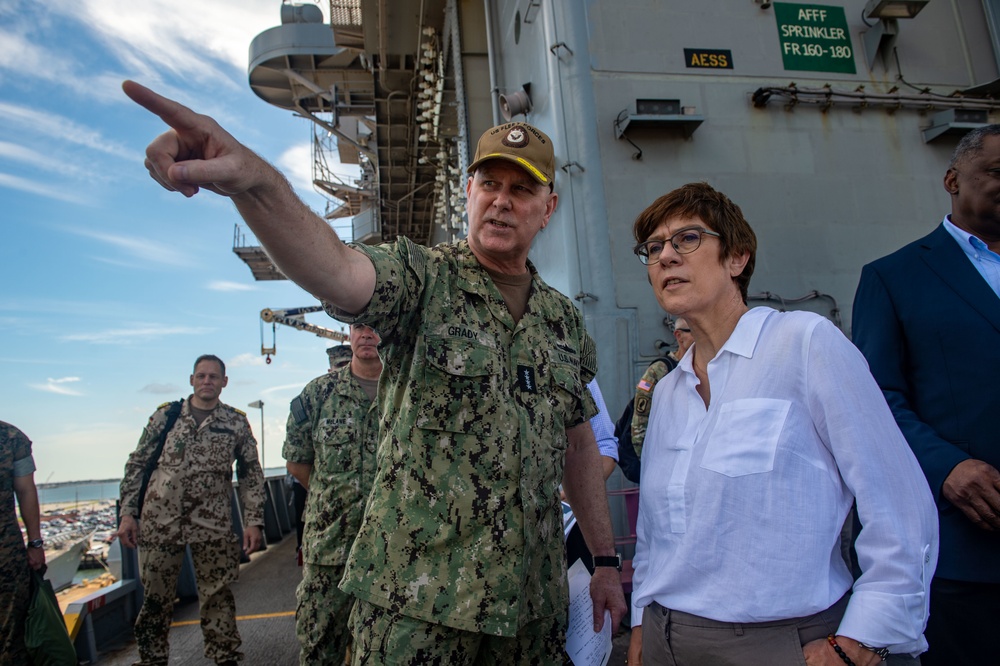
[852,124,1000,665]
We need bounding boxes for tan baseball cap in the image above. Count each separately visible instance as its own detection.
[467,122,556,185]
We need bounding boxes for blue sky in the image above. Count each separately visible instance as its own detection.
[0,1,355,482]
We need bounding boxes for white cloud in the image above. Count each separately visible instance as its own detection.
[0,141,106,182]
[0,1,293,97]
[207,280,256,292]
[277,143,317,197]
[262,382,313,397]
[227,352,268,368]
[30,376,83,396]
[0,101,138,161]
[0,141,53,169]
[0,1,340,211]
[0,10,126,103]
[62,325,214,344]
[0,297,136,317]
[140,383,180,395]
[68,0,314,89]
[63,228,196,268]
[0,2,308,151]
[0,357,66,365]
[0,171,90,204]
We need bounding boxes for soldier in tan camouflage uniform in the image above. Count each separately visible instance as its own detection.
[117,355,265,666]
[126,81,626,664]
[0,421,46,663]
[283,326,382,666]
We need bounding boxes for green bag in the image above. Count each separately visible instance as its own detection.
[25,567,77,666]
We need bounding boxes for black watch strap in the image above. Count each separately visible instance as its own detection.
[27,538,44,549]
[858,643,889,661]
[592,554,622,571]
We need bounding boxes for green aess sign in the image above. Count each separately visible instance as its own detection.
[774,2,856,74]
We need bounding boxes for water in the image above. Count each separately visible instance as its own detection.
[38,480,120,506]
[74,566,108,585]
[37,467,289,506]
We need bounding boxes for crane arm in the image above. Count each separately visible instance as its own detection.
[259,306,349,364]
[261,307,349,342]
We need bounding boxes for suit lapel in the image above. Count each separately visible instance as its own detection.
[920,224,1000,334]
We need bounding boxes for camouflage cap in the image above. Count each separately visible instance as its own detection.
[467,122,555,186]
[326,344,353,369]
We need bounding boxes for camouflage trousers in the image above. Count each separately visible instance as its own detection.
[135,538,242,665]
[349,598,567,666]
[0,551,30,665]
[295,562,353,665]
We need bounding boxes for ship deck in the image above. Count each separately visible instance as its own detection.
[86,533,632,665]
[96,535,300,665]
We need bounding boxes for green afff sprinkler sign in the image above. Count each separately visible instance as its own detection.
[774,2,857,74]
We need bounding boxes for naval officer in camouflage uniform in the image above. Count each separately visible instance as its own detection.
[117,355,265,666]
[283,326,382,665]
[0,421,46,663]
[124,80,626,664]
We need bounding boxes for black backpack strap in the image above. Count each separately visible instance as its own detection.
[613,356,678,484]
[614,400,642,483]
[136,399,183,517]
[290,372,341,427]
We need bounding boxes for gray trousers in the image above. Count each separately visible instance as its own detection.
[641,595,920,666]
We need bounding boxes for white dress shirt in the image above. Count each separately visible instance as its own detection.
[631,307,938,655]
[588,379,618,461]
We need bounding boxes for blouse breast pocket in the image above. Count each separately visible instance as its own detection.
[416,335,501,434]
[699,398,790,477]
[315,418,356,472]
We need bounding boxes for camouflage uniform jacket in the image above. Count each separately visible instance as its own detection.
[326,238,598,636]
[119,398,265,546]
[0,422,32,556]
[282,365,378,566]
[630,359,674,458]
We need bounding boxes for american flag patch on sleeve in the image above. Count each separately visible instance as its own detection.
[637,379,652,391]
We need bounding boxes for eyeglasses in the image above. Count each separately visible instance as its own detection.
[634,227,721,265]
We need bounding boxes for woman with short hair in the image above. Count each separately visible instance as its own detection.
[626,182,938,666]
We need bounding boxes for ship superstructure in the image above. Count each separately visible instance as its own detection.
[243,0,1000,421]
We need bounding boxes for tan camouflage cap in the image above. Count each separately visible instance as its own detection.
[467,122,555,186]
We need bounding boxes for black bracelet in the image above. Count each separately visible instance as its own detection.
[827,635,856,666]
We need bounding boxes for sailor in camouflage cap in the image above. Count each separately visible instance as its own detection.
[126,82,626,665]
[117,354,265,666]
[283,325,382,665]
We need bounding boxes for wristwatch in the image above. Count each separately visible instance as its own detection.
[592,553,622,571]
[858,642,890,661]
[27,538,44,549]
